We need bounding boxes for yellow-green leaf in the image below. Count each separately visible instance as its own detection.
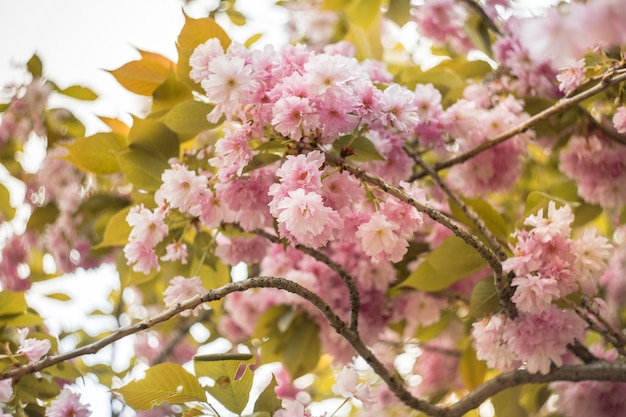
[347,0,381,28]
[152,68,193,113]
[386,0,411,26]
[108,50,173,96]
[468,277,499,318]
[226,9,246,26]
[117,147,169,191]
[127,117,179,160]
[58,85,98,101]
[44,293,71,302]
[0,291,27,316]
[94,206,132,249]
[177,15,231,90]
[99,116,130,136]
[460,344,487,390]
[245,33,264,48]
[63,132,126,175]
[253,376,280,414]
[27,54,43,78]
[0,183,16,221]
[162,100,218,140]
[114,363,206,409]
[194,354,255,415]
[397,236,488,292]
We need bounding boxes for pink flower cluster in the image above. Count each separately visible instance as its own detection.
[559,135,626,209]
[411,0,472,53]
[441,93,531,196]
[551,345,626,417]
[44,389,91,417]
[0,78,51,146]
[472,307,586,375]
[503,202,612,313]
[123,204,168,274]
[332,366,375,409]
[517,0,626,67]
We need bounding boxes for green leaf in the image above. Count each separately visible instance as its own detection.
[127,117,179,160]
[449,197,508,242]
[385,0,411,26]
[94,206,132,249]
[397,236,488,292]
[117,147,169,191]
[151,68,193,113]
[245,33,264,48]
[114,363,206,409]
[468,277,499,318]
[44,293,71,302]
[254,307,321,378]
[226,9,246,26]
[334,135,385,162]
[347,0,381,28]
[194,354,255,415]
[492,386,528,417]
[0,291,28,316]
[62,132,126,175]
[254,376,280,414]
[108,50,173,96]
[45,108,86,145]
[460,344,487,390]
[58,85,98,101]
[177,15,231,90]
[242,153,282,174]
[162,100,218,140]
[27,54,43,78]
[27,203,60,232]
[0,182,16,221]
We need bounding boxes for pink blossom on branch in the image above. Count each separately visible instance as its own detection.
[17,328,51,362]
[44,389,91,417]
[163,276,206,317]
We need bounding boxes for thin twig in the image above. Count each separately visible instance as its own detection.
[411,70,626,181]
[152,309,213,365]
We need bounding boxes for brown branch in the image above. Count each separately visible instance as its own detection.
[411,70,626,181]
[441,362,626,417]
[324,152,515,319]
[407,149,517,318]
[250,227,361,333]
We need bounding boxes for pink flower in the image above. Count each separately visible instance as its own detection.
[123,240,160,274]
[126,204,168,248]
[45,389,91,417]
[275,151,324,192]
[274,400,311,417]
[201,55,257,121]
[472,314,519,371]
[160,242,188,264]
[572,228,613,295]
[523,201,573,242]
[275,189,342,248]
[163,276,206,316]
[189,38,225,83]
[379,84,420,133]
[272,96,319,140]
[0,379,12,402]
[557,59,586,94]
[511,274,561,313]
[332,366,375,409]
[155,163,208,217]
[613,106,626,134]
[17,328,51,362]
[355,213,407,262]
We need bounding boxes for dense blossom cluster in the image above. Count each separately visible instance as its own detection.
[2,0,626,416]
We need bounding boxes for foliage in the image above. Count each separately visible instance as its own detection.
[1,1,626,417]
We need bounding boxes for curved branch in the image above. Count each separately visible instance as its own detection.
[411,69,626,181]
[250,227,361,333]
[442,362,626,417]
[324,152,517,318]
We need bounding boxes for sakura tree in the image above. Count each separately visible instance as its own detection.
[1,0,626,416]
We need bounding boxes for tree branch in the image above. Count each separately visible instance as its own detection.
[249,226,361,333]
[406,149,517,317]
[411,69,626,181]
[441,362,626,417]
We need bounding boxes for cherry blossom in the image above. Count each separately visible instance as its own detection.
[17,328,51,362]
[44,389,91,417]
[163,276,206,316]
